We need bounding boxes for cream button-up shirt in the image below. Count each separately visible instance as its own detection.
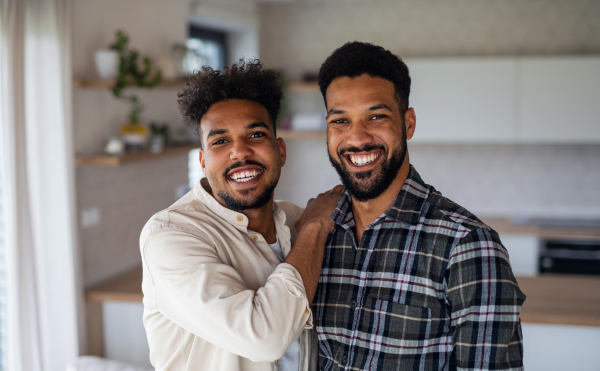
[140,179,317,371]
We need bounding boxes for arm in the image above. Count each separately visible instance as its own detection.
[142,227,312,362]
[446,228,526,371]
[286,185,344,303]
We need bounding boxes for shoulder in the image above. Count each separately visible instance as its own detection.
[275,200,304,223]
[140,195,213,249]
[425,186,493,235]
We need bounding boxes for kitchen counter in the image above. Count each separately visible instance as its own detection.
[86,267,600,327]
[482,217,600,240]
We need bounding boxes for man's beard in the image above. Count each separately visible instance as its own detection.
[328,138,407,203]
[216,160,278,211]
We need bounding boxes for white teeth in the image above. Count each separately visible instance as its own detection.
[349,153,380,166]
[230,169,261,182]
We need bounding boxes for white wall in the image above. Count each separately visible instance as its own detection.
[72,0,190,153]
[274,141,600,219]
[259,0,600,80]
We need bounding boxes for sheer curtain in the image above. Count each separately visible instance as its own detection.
[0,0,80,370]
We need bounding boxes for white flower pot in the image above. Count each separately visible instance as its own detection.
[94,49,119,80]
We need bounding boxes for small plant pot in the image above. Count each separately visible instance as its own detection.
[95,49,119,80]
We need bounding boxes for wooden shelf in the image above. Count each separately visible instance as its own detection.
[76,144,198,167]
[86,267,143,303]
[75,79,188,89]
[278,130,325,140]
[287,82,319,92]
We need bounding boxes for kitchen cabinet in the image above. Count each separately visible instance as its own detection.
[281,55,600,143]
[519,56,600,143]
[407,58,518,143]
[499,234,539,276]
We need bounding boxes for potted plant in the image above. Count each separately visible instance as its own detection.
[108,30,162,152]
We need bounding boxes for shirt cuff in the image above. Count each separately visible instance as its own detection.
[269,263,314,329]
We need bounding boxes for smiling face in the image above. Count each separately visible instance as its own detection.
[326,74,415,202]
[199,99,286,211]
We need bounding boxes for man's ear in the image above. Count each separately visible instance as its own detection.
[199,149,206,176]
[404,108,416,140]
[277,137,287,168]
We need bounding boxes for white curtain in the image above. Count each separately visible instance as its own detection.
[0,0,80,370]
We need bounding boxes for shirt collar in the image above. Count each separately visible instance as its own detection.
[330,165,430,227]
[193,178,286,233]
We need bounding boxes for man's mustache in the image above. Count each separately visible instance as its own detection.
[338,144,386,156]
[222,160,268,178]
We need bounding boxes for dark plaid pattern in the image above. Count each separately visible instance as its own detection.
[315,166,526,371]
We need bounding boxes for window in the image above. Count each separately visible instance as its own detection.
[185,25,227,72]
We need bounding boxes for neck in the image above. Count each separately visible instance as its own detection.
[203,181,277,243]
[240,199,277,243]
[351,156,411,242]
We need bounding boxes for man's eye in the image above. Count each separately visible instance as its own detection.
[371,114,386,120]
[250,132,265,138]
[212,139,227,145]
[329,118,347,124]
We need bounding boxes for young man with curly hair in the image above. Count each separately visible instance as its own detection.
[311,42,526,371]
[140,59,341,371]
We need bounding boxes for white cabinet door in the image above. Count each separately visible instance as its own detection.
[499,234,539,277]
[522,323,600,371]
[406,58,518,143]
[519,57,600,143]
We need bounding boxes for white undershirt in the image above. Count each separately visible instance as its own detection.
[268,236,300,371]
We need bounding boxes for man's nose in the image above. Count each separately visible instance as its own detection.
[230,140,253,161]
[345,120,374,149]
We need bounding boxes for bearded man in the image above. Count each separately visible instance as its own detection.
[310,42,526,371]
[140,60,342,371]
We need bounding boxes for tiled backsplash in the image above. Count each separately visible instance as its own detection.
[77,154,188,287]
[274,142,600,220]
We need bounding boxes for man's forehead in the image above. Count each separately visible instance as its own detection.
[200,100,272,132]
[326,75,396,107]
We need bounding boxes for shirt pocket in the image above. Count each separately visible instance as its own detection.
[360,296,432,356]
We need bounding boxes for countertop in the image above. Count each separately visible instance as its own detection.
[482,217,600,240]
[86,267,600,328]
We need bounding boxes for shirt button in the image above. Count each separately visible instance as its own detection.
[350,300,357,308]
[236,215,243,222]
[342,355,348,364]
[251,235,258,242]
[304,309,310,315]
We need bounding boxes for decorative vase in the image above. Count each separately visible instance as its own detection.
[95,49,119,80]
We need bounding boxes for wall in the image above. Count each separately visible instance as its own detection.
[263,0,600,220]
[77,156,188,287]
[274,141,600,219]
[72,0,191,153]
[72,0,193,287]
[259,0,600,80]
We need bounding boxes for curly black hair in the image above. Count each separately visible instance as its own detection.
[177,59,282,146]
[318,42,411,113]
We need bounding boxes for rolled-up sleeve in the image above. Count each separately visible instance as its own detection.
[446,227,526,371]
[141,225,312,362]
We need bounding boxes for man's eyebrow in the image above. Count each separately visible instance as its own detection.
[206,128,228,140]
[245,121,270,131]
[326,109,346,118]
[367,103,393,112]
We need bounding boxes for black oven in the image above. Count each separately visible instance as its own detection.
[539,239,600,275]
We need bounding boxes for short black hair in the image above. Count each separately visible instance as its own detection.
[318,42,411,112]
[178,59,282,146]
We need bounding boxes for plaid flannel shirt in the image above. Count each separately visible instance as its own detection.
[315,166,526,371]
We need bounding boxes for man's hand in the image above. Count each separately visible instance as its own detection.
[295,184,345,234]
